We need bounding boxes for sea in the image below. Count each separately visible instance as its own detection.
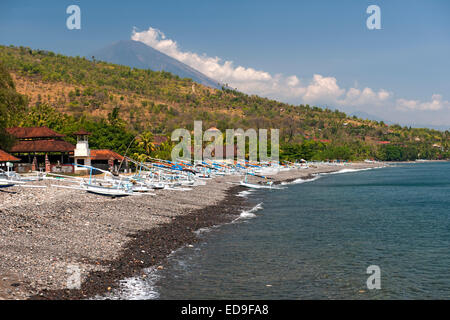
[108,162,450,299]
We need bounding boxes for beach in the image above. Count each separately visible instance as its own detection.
[0,162,383,300]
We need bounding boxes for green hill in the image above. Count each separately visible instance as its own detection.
[0,44,449,161]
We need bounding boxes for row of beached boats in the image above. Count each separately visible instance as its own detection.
[0,158,309,196]
[0,165,42,188]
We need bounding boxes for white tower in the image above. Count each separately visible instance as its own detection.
[73,130,91,172]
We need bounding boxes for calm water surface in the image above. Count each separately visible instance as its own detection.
[118,163,450,299]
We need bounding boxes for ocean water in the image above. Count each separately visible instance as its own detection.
[115,163,450,299]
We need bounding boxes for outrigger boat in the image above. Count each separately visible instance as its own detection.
[79,165,135,197]
[0,168,27,188]
[239,172,274,189]
[49,164,135,197]
[0,178,16,188]
[83,183,133,196]
[143,158,202,190]
[239,180,273,189]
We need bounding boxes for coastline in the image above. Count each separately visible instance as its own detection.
[0,162,384,300]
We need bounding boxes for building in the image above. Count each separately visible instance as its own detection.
[72,129,127,172]
[90,149,126,172]
[0,149,20,171]
[6,127,75,173]
[6,126,128,173]
[73,130,92,173]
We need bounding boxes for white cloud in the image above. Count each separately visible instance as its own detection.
[286,75,300,87]
[302,74,345,104]
[131,26,449,126]
[396,94,450,111]
[378,89,390,101]
[339,87,391,107]
[131,27,271,84]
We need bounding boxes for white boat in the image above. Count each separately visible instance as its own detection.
[131,184,154,193]
[239,181,273,189]
[239,172,274,189]
[0,168,26,188]
[150,182,165,189]
[68,164,134,197]
[0,179,15,188]
[82,183,133,197]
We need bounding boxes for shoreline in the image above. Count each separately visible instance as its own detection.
[31,185,249,300]
[0,162,384,300]
[394,159,450,164]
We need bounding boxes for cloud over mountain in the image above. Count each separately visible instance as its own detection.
[396,94,450,111]
[131,26,449,127]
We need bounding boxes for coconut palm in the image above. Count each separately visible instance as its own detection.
[137,131,155,156]
[132,152,148,163]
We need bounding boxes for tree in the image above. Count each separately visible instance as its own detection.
[378,145,402,161]
[153,140,173,160]
[0,63,28,149]
[137,131,155,157]
[1,45,448,161]
[20,103,67,130]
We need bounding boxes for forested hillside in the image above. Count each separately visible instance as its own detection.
[0,44,449,161]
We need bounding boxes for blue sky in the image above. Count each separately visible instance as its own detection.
[1,0,449,128]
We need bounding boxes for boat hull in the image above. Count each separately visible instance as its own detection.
[82,184,132,197]
[151,183,165,189]
[0,181,15,188]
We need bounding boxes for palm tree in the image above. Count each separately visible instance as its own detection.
[132,152,148,163]
[137,131,155,156]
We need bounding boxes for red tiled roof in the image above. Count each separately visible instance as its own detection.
[0,149,20,162]
[6,127,65,139]
[377,141,391,144]
[153,135,169,146]
[90,149,124,161]
[9,140,75,153]
[73,129,91,135]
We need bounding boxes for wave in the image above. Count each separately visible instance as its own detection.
[98,201,266,300]
[95,266,161,300]
[320,166,385,175]
[237,190,254,198]
[281,175,320,185]
[237,202,263,220]
[193,225,220,236]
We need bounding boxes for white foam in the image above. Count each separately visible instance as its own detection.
[194,226,217,235]
[237,202,263,220]
[237,190,253,198]
[321,166,385,175]
[281,175,320,185]
[95,266,161,300]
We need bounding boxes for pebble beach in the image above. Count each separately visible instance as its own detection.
[0,162,383,300]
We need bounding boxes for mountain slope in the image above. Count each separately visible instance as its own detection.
[91,40,221,89]
[0,44,448,160]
